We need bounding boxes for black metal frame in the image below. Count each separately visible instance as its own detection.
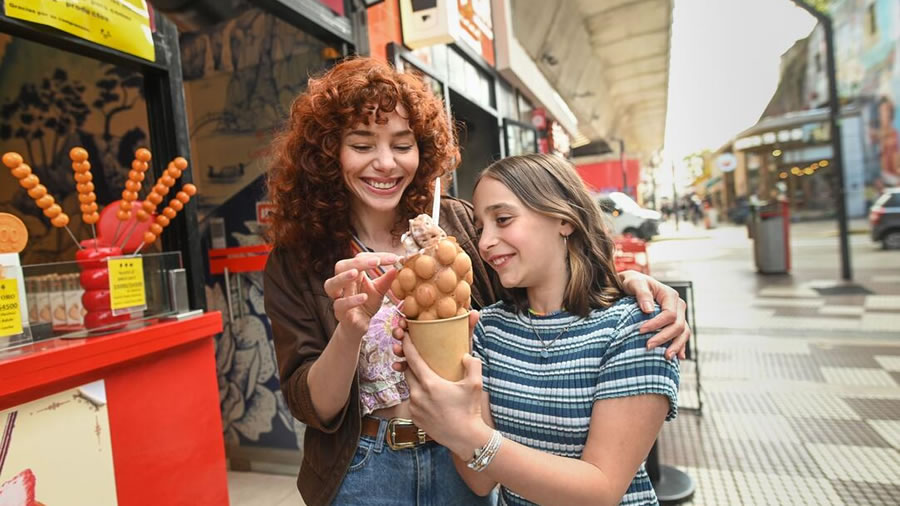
[249,0,354,45]
[662,280,701,414]
[646,279,699,505]
[0,2,207,310]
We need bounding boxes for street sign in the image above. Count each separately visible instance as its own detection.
[716,153,738,173]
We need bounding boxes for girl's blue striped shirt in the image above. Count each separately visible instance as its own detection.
[473,296,680,506]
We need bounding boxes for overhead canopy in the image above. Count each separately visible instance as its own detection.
[511,0,672,159]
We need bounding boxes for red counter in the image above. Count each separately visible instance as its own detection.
[0,312,228,506]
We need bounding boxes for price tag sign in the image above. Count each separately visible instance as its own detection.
[0,278,23,338]
[108,256,147,314]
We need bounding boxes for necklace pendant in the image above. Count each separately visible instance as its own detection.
[540,349,549,359]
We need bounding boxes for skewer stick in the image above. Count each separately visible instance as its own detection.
[131,241,147,257]
[118,221,140,250]
[112,221,123,245]
[64,225,85,250]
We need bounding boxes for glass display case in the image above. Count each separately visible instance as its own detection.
[0,256,31,352]
[18,251,186,341]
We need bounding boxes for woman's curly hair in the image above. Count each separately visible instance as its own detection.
[267,57,459,272]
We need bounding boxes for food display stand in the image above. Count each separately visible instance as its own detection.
[0,312,227,505]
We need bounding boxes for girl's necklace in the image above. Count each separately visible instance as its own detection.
[527,311,576,359]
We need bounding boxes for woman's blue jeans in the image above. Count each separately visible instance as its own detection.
[332,417,496,505]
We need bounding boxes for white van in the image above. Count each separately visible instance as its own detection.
[596,192,661,240]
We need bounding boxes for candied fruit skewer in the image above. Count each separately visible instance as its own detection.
[132,183,195,256]
[69,147,100,248]
[113,147,152,244]
[2,151,81,249]
[119,156,187,250]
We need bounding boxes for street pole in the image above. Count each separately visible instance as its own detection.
[791,0,852,281]
[618,138,628,198]
[672,161,680,232]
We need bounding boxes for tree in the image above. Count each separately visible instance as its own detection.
[93,65,144,147]
[805,0,831,14]
[0,68,89,174]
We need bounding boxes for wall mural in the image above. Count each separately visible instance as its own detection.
[0,35,148,264]
[834,0,900,197]
[180,7,331,455]
[180,7,332,220]
[204,177,305,453]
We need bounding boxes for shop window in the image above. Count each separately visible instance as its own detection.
[410,45,449,83]
[403,63,444,101]
[446,47,493,110]
[497,81,516,120]
[517,92,534,125]
[504,119,538,157]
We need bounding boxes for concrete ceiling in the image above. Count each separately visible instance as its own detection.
[511,0,672,158]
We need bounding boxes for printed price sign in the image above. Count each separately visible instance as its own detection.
[108,256,146,314]
[0,278,23,338]
[4,0,155,61]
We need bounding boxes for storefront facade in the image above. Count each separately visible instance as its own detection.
[733,105,868,220]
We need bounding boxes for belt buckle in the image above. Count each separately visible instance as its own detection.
[386,418,426,450]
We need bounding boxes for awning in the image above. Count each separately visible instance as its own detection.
[509,0,672,158]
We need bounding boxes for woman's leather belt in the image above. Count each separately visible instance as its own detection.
[361,416,433,450]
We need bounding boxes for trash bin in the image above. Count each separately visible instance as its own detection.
[748,199,790,274]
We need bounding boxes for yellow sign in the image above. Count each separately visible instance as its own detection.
[108,256,146,312]
[0,278,23,338]
[4,0,155,61]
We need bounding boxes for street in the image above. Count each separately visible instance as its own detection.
[653,219,900,505]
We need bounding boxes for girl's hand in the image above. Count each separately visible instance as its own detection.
[392,321,487,456]
[324,252,398,340]
[619,270,691,360]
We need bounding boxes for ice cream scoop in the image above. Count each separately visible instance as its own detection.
[392,214,473,321]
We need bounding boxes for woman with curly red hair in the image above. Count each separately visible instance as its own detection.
[264,57,690,505]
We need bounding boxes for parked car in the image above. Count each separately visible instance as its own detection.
[870,187,900,250]
[596,192,661,240]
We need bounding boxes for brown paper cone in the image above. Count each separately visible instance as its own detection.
[406,311,470,381]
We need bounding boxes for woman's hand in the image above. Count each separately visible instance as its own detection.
[392,317,488,456]
[619,270,691,360]
[324,252,398,340]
